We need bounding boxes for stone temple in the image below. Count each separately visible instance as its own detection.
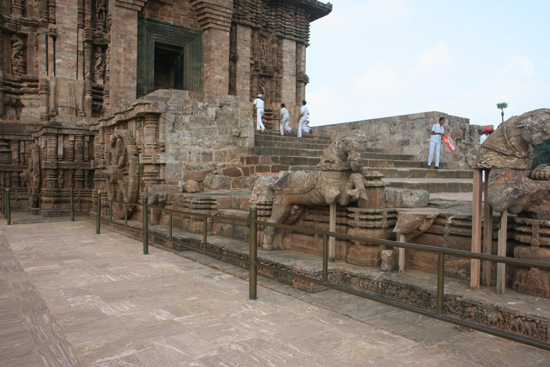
[2,0,550,343]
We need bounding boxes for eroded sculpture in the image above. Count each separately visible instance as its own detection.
[257,131,370,249]
[474,108,550,219]
[20,144,40,208]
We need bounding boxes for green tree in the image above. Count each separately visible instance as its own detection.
[532,142,550,169]
[496,102,508,123]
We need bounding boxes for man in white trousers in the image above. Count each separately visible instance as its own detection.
[427,117,445,169]
[297,100,311,138]
[280,103,292,135]
[253,94,265,132]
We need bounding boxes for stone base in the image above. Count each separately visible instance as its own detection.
[346,245,385,267]
[513,268,550,298]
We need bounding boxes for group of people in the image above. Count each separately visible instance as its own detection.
[427,116,494,169]
[253,94,311,137]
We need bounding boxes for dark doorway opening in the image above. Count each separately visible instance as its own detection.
[154,43,184,90]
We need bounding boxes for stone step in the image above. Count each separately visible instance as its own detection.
[255,130,332,142]
[376,167,473,179]
[250,146,325,158]
[383,178,473,193]
[361,152,417,161]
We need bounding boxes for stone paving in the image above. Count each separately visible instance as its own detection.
[1,219,549,366]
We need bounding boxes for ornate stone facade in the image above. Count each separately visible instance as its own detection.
[0,0,331,205]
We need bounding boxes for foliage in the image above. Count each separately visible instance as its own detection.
[496,102,508,110]
[532,141,550,169]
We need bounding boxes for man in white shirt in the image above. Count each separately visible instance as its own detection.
[253,94,265,132]
[427,117,445,169]
[297,100,311,138]
[280,103,291,135]
[479,125,493,145]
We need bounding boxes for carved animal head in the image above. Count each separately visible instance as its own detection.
[516,108,550,145]
[318,131,368,171]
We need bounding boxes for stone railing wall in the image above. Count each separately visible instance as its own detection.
[312,111,484,169]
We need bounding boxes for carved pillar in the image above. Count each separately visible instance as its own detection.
[68,135,75,162]
[144,114,157,154]
[109,3,138,110]
[83,0,93,116]
[11,0,25,17]
[281,38,297,127]
[39,0,49,23]
[83,135,90,162]
[10,141,21,187]
[295,42,307,104]
[142,113,160,185]
[11,34,26,76]
[235,24,251,98]
[190,0,233,94]
[39,78,50,121]
[45,134,58,189]
[77,0,85,80]
[0,71,4,118]
[75,135,84,162]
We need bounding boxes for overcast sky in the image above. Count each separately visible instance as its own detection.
[306,0,549,128]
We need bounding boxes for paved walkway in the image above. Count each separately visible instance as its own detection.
[1,220,549,366]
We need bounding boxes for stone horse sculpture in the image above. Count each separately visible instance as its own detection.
[474,108,550,219]
[260,131,370,249]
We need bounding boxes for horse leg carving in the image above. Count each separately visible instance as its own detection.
[344,172,368,205]
[264,195,292,250]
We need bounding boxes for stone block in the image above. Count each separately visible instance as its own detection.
[385,189,429,208]
[346,245,384,267]
[204,175,231,190]
[184,180,201,193]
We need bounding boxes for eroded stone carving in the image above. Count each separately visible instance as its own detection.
[102,130,139,219]
[474,109,550,219]
[11,34,25,75]
[256,131,370,250]
[20,144,41,208]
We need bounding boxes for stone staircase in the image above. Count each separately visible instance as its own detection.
[249,130,473,193]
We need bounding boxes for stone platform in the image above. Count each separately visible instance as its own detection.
[1,218,549,366]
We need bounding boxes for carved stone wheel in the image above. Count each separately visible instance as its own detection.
[104,130,139,219]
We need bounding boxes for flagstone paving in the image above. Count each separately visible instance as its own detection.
[1,220,549,366]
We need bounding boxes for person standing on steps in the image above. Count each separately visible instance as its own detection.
[297,100,311,138]
[479,125,493,145]
[427,117,445,169]
[253,94,266,132]
[280,103,292,136]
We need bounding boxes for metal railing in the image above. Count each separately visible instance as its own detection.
[2,188,550,352]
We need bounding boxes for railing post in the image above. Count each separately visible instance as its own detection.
[6,188,11,225]
[1,188,5,215]
[202,217,208,249]
[169,211,173,239]
[436,252,445,315]
[249,205,258,300]
[143,194,148,255]
[96,191,101,234]
[323,234,328,282]
[109,200,113,223]
[70,188,74,222]
[124,203,128,226]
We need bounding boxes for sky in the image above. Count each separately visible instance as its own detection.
[306,0,550,128]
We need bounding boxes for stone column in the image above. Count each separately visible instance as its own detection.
[281,39,297,127]
[190,0,233,95]
[142,113,159,185]
[235,24,251,98]
[109,3,138,111]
